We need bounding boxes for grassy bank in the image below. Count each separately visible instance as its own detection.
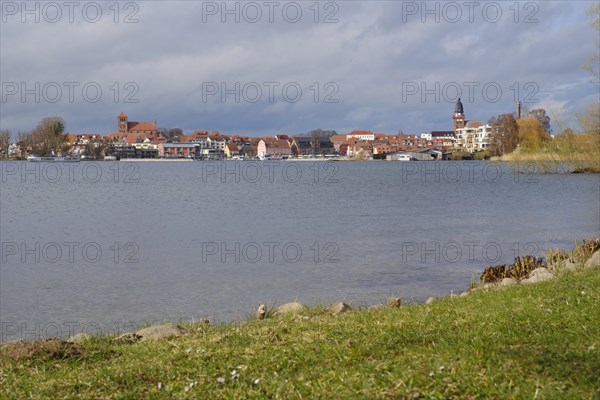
[2,260,599,398]
[492,151,600,172]
[491,132,600,173]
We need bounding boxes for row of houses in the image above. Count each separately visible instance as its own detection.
[97,126,490,160]
[109,105,493,158]
[9,103,493,159]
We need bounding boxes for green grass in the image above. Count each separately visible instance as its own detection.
[2,268,599,399]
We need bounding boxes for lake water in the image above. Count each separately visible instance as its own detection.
[1,160,599,340]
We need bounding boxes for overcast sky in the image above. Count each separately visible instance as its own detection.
[1,1,598,137]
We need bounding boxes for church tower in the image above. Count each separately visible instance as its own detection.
[453,98,465,134]
[118,112,129,134]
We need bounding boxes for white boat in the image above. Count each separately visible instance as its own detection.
[27,155,81,162]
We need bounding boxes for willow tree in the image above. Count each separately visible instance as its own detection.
[517,117,550,151]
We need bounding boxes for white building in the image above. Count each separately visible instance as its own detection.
[346,130,375,141]
[454,121,492,152]
[421,131,455,141]
[8,143,21,157]
[207,136,226,151]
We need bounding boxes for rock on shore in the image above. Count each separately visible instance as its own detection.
[564,258,580,271]
[387,297,402,308]
[521,267,554,284]
[585,250,600,269]
[67,333,90,343]
[136,324,182,341]
[328,302,352,315]
[256,304,267,320]
[500,277,517,287]
[275,302,308,316]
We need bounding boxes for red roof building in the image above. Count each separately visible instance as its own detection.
[117,112,158,136]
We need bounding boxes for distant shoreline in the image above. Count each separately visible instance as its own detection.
[0,158,599,173]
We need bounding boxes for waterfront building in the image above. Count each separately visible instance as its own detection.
[225,143,240,158]
[455,121,492,152]
[257,139,292,158]
[450,99,492,152]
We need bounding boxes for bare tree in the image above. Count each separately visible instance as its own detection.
[27,117,66,155]
[489,113,519,156]
[85,141,107,159]
[577,102,600,134]
[307,129,337,139]
[0,129,10,156]
[582,4,600,81]
[169,128,183,138]
[528,109,552,134]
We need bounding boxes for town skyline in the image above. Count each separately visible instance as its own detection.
[1,94,534,141]
[7,96,515,160]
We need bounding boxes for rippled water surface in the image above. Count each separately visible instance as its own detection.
[1,160,599,339]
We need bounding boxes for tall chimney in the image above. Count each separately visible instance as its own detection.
[516,101,522,119]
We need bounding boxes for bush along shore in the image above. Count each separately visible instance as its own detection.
[2,240,599,399]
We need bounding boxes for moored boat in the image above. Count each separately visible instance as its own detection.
[27,155,81,162]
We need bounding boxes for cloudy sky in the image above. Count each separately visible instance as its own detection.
[1,0,598,137]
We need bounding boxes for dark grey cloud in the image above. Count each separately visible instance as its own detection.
[1,1,597,136]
